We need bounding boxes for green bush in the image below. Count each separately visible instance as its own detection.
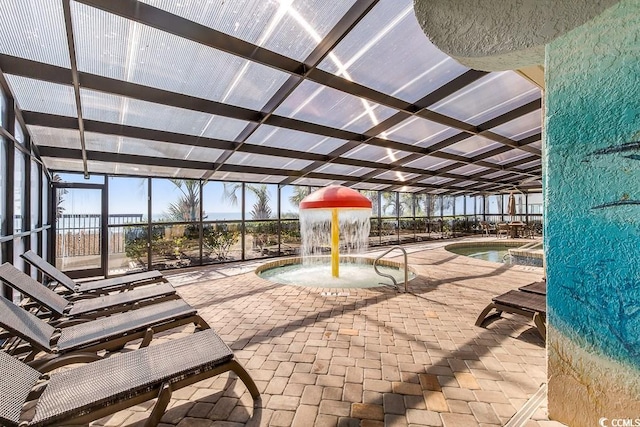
[124,227,148,261]
[204,224,240,260]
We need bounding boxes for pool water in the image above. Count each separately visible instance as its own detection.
[448,245,510,263]
[258,262,415,288]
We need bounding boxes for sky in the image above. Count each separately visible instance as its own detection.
[55,173,544,218]
[56,173,299,218]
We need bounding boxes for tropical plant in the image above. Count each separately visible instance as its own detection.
[124,226,150,263]
[382,192,412,216]
[422,194,453,217]
[280,220,301,243]
[360,190,379,215]
[400,193,414,216]
[248,221,278,253]
[166,179,200,221]
[288,186,309,208]
[203,224,239,261]
[250,191,272,219]
[52,173,67,218]
[223,183,273,220]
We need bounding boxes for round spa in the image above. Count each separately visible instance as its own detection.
[445,241,544,266]
[256,256,416,288]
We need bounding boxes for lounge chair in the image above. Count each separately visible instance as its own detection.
[519,280,546,295]
[0,295,208,372]
[475,289,546,340]
[0,329,259,427]
[0,263,178,321]
[21,250,165,295]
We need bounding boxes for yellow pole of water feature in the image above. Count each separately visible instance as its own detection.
[331,208,339,278]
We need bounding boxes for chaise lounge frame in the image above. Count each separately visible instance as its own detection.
[475,289,547,340]
[0,329,260,427]
[21,250,166,295]
[0,263,179,322]
[0,295,208,372]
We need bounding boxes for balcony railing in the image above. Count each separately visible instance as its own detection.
[56,214,143,257]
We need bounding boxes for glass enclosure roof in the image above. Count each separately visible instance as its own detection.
[5,75,78,117]
[380,117,459,148]
[274,79,397,133]
[80,89,250,140]
[139,0,357,62]
[317,0,468,103]
[0,0,543,195]
[245,125,346,155]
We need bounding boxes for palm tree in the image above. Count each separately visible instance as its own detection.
[223,183,272,220]
[422,194,452,217]
[52,173,67,218]
[399,193,414,216]
[250,190,272,219]
[414,194,426,217]
[382,192,403,216]
[360,190,379,215]
[288,186,310,208]
[167,179,200,221]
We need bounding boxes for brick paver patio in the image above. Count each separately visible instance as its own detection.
[93,238,565,427]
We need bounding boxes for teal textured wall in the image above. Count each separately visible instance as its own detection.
[546,0,640,422]
[546,0,640,367]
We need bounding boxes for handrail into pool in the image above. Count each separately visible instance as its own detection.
[373,246,409,292]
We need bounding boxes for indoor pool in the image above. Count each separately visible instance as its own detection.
[445,242,544,266]
[447,245,510,263]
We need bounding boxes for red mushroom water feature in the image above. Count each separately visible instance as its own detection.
[299,185,372,278]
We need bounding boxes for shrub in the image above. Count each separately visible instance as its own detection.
[204,224,240,260]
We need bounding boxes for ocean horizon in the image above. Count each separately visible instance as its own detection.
[56,212,303,229]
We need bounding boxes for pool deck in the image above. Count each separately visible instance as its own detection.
[93,237,564,427]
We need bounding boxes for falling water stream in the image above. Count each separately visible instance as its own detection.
[299,208,371,265]
[258,207,414,288]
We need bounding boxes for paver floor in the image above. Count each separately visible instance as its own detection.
[93,238,565,427]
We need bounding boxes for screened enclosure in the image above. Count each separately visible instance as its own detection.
[0,0,543,281]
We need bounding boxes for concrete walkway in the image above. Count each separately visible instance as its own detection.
[94,238,565,427]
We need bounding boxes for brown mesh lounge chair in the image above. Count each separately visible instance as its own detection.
[0,263,178,321]
[0,329,259,427]
[0,295,208,372]
[21,250,165,295]
[475,289,547,340]
[519,280,546,295]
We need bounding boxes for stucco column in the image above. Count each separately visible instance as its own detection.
[412,0,618,71]
[545,2,640,424]
[413,0,640,424]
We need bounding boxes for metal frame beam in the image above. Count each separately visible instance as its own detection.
[25,111,540,192]
[62,0,88,178]
[0,0,544,195]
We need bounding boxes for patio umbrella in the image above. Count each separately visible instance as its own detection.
[507,192,517,218]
